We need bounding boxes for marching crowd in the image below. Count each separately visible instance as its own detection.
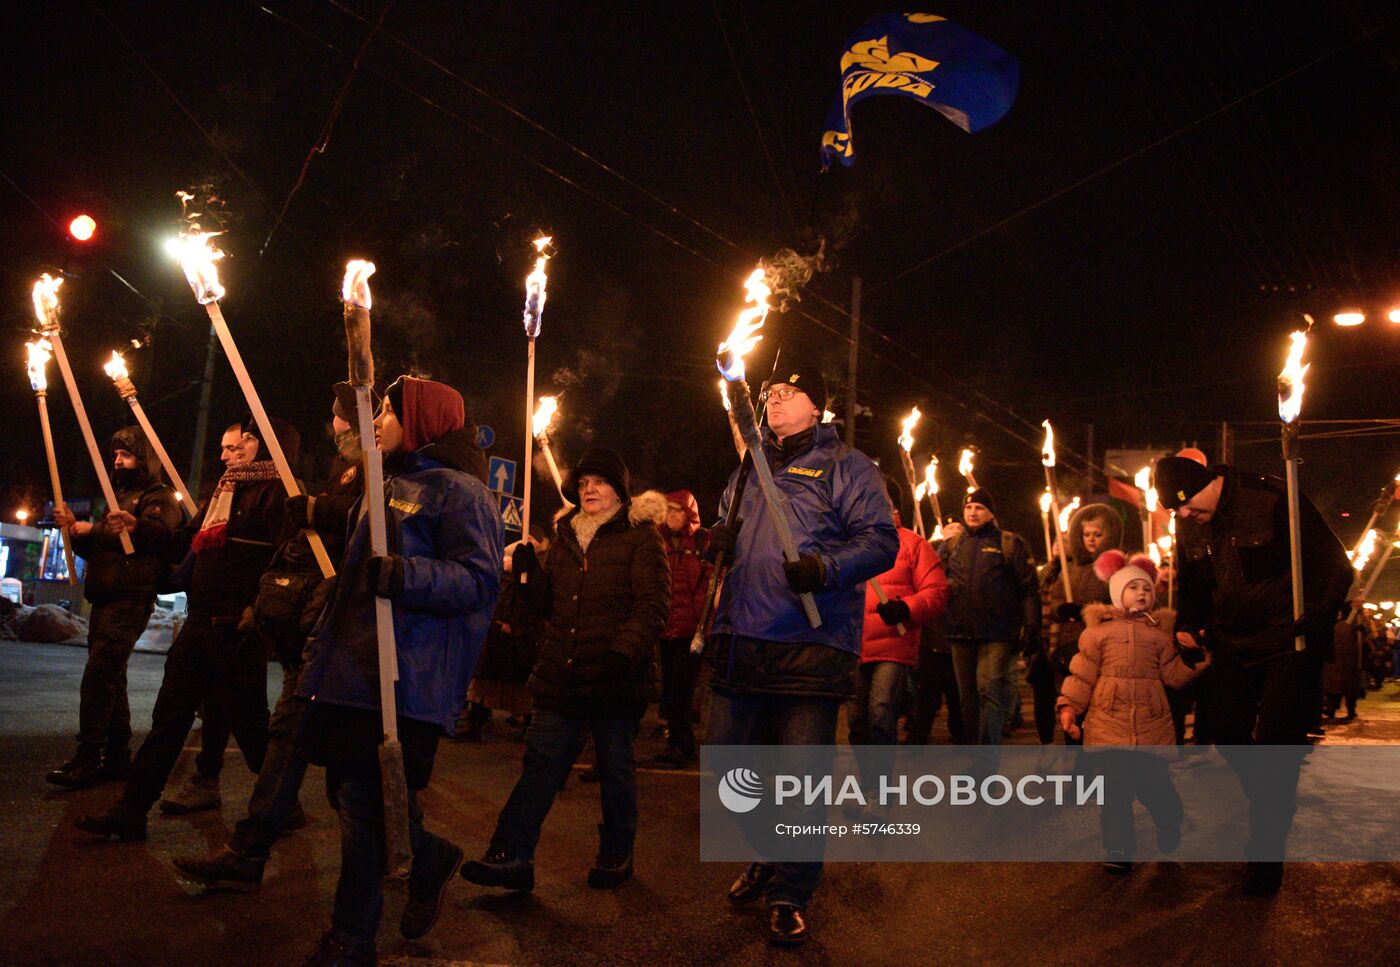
[41,358,1392,961]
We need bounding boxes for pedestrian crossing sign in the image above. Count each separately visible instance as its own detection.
[499,494,523,532]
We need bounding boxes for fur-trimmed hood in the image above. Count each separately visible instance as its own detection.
[553,488,667,527]
[1083,603,1176,636]
[1067,502,1122,565]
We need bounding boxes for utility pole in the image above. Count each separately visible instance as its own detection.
[846,276,860,447]
[1219,420,1231,464]
[187,323,218,500]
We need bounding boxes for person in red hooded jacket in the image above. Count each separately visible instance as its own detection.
[852,475,949,746]
[653,489,710,766]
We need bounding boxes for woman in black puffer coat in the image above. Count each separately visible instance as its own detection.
[463,447,670,892]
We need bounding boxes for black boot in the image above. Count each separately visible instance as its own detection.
[97,748,132,783]
[727,863,773,905]
[173,846,265,891]
[588,825,634,890]
[1243,861,1283,896]
[46,751,101,790]
[401,837,464,940]
[460,850,535,892]
[768,905,809,947]
[74,803,147,841]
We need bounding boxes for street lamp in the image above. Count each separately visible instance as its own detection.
[1389,309,1400,324]
[1333,311,1365,327]
[15,509,29,523]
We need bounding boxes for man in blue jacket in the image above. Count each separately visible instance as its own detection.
[705,363,898,947]
[936,489,1041,746]
[295,376,503,964]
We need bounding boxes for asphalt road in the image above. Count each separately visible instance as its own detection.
[1,641,1397,966]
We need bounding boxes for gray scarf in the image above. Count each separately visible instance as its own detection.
[572,503,622,554]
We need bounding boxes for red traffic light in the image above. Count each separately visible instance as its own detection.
[69,214,96,242]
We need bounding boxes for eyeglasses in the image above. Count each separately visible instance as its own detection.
[763,384,803,403]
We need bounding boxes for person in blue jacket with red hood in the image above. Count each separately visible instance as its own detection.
[296,376,503,964]
[704,362,898,947]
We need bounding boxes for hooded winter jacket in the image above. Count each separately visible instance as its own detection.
[1176,466,1351,663]
[524,491,671,716]
[860,527,948,666]
[710,423,898,656]
[1041,503,1121,663]
[1057,604,1205,753]
[937,521,1041,643]
[297,402,503,736]
[661,489,711,639]
[73,426,182,604]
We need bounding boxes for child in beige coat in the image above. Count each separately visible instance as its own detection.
[1057,551,1210,872]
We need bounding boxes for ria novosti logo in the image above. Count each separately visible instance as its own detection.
[717,767,764,813]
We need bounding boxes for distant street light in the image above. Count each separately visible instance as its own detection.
[15,509,29,523]
[1389,308,1400,324]
[1333,311,1365,327]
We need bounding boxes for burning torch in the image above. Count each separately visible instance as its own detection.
[1038,489,1054,566]
[1041,420,1073,602]
[1349,520,1399,623]
[1134,465,1155,553]
[897,408,925,537]
[103,351,195,513]
[25,338,77,583]
[173,231,335,579]
[341,258,412,877]
[521,235,553,550]
[532,395,569,503]
[32,274,133,556]
[1278,329,1310,652]
[920,455,944,539]
[716,268,821,629]
[1348,473,1400,562]
[959,447,980,493]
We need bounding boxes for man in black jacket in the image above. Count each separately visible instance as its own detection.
[76,418,297,841]
[47,427,182,789]
[1157,456,1352,895]
[936,489,1041,746]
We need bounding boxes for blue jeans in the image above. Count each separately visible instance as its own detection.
[949,640,1015,746]
[489,710,640,861]
[706,690,840,909]
[327,771,444,953]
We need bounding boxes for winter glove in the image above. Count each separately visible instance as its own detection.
[783,554,826,594]
[366,554,405,598]
[601,651,633,680]
[706,521,741,562]
[876,598,912,628]
[1058,706,1081,741]
[511,541,539,577]
[1055,602,1082,624]
[285,494,314,528]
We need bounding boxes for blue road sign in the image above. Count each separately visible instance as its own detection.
[476,425,496,450]
[488,456,517,496]
[499,494,523,531]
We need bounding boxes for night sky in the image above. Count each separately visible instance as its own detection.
[3,1,1398,594]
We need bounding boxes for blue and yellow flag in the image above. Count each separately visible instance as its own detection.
[820,13,1019,168]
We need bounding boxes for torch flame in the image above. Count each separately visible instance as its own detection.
[342,260,376,310]
[25,338,52,392]
[1147,542,1162,567]
[1039,489,1053,515]
[1134,466,1151,492]
[523,235,552,338]
[718,378,731,412]
[1277,330,1309,424]
[532,395,559,438]
[175,231,226,305]
[821,408,835,424]
[1145,486,1158,514]
[1058,496,1081,534]
[32,274,63,331]
[716,268,770,382]
[103,351,130,382]
[1157,535,1173,555]
[1041,420,1056,468]
[958,448,975,478]
[1351,528,1378,571]
[925,456,939,495]
[898,407,921,453]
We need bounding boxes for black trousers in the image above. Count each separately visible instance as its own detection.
[76,597,155,756]
[906,647,964,744]
[658,636,701,753]
[1095,750,1183,855]
[1207,650,1319,860]
[120,616,269,812]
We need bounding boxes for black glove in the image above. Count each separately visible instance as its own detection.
[601,651,633,680]
[876,598,911,627]
[783,554,825,594]
[1291,610,1333,640]
[365,554,404,598]
[1055,602,1082,624]
[707,521,741,562]
[285,494,313,527]
[511,541,539,576]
